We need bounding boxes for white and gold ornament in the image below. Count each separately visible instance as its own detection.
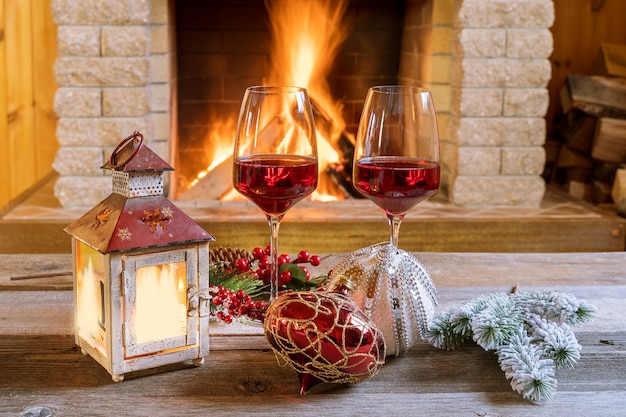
[326,243,437,356]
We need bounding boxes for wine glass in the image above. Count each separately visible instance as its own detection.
[353,85,440,247]
[233,86,318,300]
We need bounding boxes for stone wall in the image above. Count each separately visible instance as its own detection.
[51,0,174,206]
[400,0,553,206]
[51,0,554,208]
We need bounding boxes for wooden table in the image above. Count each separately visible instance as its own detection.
[1,252,625,416]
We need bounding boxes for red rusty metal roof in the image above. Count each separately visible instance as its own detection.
[64,193,214,253]
[67,133,213,253]
[101,141,174,172]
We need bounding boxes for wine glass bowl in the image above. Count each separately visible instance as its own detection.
[353,85,440,247]
[233,86,318,300]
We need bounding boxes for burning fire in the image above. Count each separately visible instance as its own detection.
[186,0,352,202]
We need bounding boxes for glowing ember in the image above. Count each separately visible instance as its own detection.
[184,0,352,202]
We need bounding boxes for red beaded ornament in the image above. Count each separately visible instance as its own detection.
[263,290,386,394]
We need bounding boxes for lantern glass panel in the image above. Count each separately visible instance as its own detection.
[75,241,107,358]
[134,261,188,343]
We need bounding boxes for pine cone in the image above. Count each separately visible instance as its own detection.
[209,246,253,268]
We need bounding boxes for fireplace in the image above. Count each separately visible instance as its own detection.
[51,0,554,208]
[173,0,404,202]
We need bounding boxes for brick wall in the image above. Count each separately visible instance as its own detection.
[51,0,554,208]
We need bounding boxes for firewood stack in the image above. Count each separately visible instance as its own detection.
[545,43,626,216]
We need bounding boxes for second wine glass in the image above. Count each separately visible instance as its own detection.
[233,86,318,300]
[353,85,440,247]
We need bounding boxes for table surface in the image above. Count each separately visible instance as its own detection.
[1,252,625,417]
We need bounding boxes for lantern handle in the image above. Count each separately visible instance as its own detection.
[104,131,144,169]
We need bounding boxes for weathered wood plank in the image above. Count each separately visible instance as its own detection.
[0,252,624,416]
[3,252,625,291]
[0,253,73,290]
[0,334,624,417]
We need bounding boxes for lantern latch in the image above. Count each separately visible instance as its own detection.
[187,286,213,317]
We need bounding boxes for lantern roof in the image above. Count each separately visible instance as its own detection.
[64,193,214,253]
[65,131,214,253]
[101,131,173,173]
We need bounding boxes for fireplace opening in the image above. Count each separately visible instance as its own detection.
[173,0,406,202]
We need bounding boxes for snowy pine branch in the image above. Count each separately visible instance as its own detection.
[427,290,596,403]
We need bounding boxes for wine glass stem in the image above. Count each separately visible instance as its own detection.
[388,215,403,247]
[267,215,281,300]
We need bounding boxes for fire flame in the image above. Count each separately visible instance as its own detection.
[186,0,352,202]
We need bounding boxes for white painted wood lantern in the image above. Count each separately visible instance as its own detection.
[65,132,215,381]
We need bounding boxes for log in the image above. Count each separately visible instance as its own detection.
[591,117,626,163]
[556,144,593,169]
[310,99,360,198]
[611,168,626,216]
[592,43,626,77]
[591,180,613,205]
[176,154,233,201]
[561,113,597,153]
[567,180,591,201]
[562,74,626,119]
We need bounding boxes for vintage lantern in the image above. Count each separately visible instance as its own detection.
[65,132,215,381]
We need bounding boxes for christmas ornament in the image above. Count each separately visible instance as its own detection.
[427,290,597,403]
[325,243,437,356]
[263,290,386,394]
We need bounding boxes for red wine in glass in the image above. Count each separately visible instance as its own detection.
[354,156,440,215]
[234,155,318,216]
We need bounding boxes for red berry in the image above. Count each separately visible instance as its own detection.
[259,269,271,284]
[279,270,292,284]
[235,258,249,272]
[296,250,310,263]
[300,265,311,280]
[223,315,233,324]
[264,245,271,255]
[252,247,265,259]
[309,255,321,266]
[212,296,223,306]
[258,255,271,270]
[278,254,291,266]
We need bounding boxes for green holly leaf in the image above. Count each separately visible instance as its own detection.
[279,262,307,287]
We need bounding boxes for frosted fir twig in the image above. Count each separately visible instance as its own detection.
[497,331,557,403]
[525,313,582,369]
[471,296,524,351]
[427,290,596,403]
[427,311,465,351]
[514,290,597,325]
